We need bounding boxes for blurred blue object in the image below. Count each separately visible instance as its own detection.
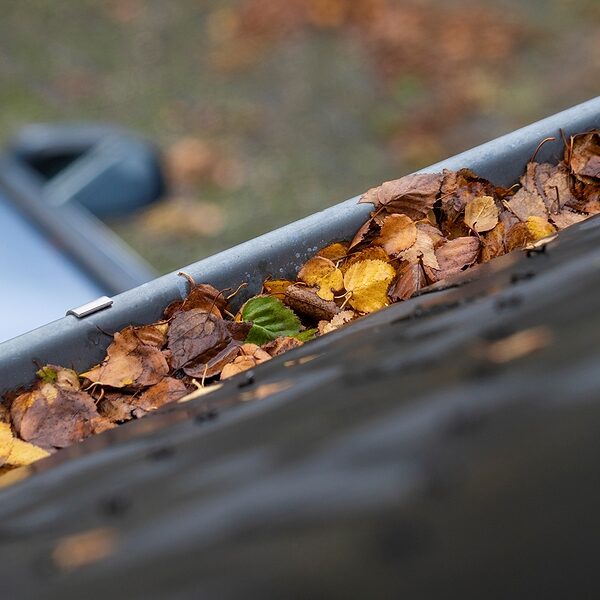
[0,191,104,341]
[0,123,164,342]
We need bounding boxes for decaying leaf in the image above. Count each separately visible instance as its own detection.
[567,130,600,183]
[133,377,188,412]
[11,380,102,450]
[262,336,304,357]
[164,282,227,319]
[425,237,480,282]
[220,345,271,380]
[505,222,533,252]
[360,173,443,220]
[399,229,440,270]
[183,340,242,379]
[389,261,427,301]
[464,196,498,233]
[505,187,548,222]
[283,285,340,321]
[440,168,502,234]
[241,296,303,345]
[375,214,417,255]
[343,259,396,313]
[317,310,357,335]
[82,324,169,388]
[97,392,138,423]
[549,209,586,230]
[481,221,506,262]
[297,256,344,301]
[416,221,446,248]
[348,218,378,250]
[168,309,231,370]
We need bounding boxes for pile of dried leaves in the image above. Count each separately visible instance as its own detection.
[1,129,599,475]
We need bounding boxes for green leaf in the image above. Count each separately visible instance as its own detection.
[36,366,58,383]
[294,328,317,342]
[241,296,302,345]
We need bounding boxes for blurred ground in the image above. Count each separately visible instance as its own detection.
[0,0,598,272]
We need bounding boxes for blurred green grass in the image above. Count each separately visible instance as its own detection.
[0,0,598,273]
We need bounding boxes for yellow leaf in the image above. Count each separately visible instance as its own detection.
[464,195,499,232]
[375,214,417,255]
[343,259,396,313]
[263,279,294,299]
[316,242,349,261]
[526,216,556,242]
[0,422,48,467]
[341,246,389,273]
[297,256,344,301]
[0,423,13,467]
[7,438,49,467]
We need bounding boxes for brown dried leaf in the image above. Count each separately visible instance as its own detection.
[549,209,586,230]
[464,196,498,232]
[221,357,257,380]
[220,348,269,380]
[317,310,357,335]
[183,340,241,379]
[284,285,340,321]
[570,179,600,214]
[343,259,396,313]
[425,237,480,282]
[239,343,272,363]
[399,230,440,270]
[11,383,101,450]
[81,325,169,389]
[481,221,506,262]
[360,173,443,220]
[375,214,417,255]
[168,309,231,370]
[533,162,578,212]
[509,162,575,216]
[133,377,188,412]
[505,222,532,252]
[97,392,137,423]
[389,261,427,301]
[348,218,379,250]
[440,169,501,234]
[297,256,344,301]
[225,320,252,342]
[415,221,446,248]
[567,130,600,183]
[505,187,548,222]
[164,283,226,319]
[261,336,304,357]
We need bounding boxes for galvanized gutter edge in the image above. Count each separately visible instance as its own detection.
[1,97,599,393]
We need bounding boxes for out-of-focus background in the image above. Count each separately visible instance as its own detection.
[1,0,598,273]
